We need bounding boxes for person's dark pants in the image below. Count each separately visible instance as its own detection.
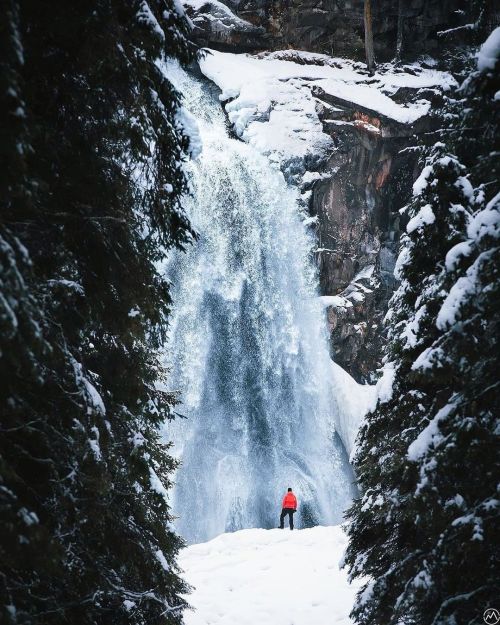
[279,508,295,530]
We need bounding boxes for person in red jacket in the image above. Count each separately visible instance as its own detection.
[279,487,298,530]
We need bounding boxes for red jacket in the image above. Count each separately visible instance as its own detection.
[282,492,297,510]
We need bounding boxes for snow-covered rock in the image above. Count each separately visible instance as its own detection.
[183,0,266,50]
[180,525,362,625]
[199,49,333,181]
[199,49,456,182]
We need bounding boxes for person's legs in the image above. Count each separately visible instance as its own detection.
[288,509,294,530]
[279,509,286,529]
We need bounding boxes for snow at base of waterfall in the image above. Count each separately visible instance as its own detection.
[179,525,362,625]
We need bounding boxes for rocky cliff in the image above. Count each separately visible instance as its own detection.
[311,91,431,381]
[185,0,476,60]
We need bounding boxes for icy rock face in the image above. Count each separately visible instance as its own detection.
[198,48,455,382]
[181,0,494,381]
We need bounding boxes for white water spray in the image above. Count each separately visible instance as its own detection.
[163,62,355,544]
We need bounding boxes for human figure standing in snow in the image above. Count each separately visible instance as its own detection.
[279,487,297,530]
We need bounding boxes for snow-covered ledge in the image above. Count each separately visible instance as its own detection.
[198,48,457,184]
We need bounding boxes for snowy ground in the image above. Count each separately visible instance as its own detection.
[179,525,362,625]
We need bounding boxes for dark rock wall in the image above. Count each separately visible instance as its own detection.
[311,118,417,381]
[192,0,472,61]
[307,89,436,382]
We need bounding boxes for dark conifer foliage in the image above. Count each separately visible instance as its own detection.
[344,27,499,625]
[1,1,196,622]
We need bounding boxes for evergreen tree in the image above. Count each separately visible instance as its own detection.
[344,27,500,625]
[1,1,197,622]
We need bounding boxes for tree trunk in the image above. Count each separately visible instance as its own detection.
[395,0,404,62]
[364,0,376,74]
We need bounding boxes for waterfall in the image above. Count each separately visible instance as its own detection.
[163,61,356,544]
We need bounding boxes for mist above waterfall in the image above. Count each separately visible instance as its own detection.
[163,61,355,544]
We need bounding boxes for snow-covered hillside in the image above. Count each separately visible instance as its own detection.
[179,526,362,625]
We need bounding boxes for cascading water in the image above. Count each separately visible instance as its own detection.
[163,61,356,544]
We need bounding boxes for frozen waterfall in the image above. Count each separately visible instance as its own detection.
[163,61,356,544]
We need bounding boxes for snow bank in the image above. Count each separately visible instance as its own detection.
[199,49,456,179]
[318,78,429,124]
[180,525,362,625]
[331,361,377,459]
[316,56,455,125]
